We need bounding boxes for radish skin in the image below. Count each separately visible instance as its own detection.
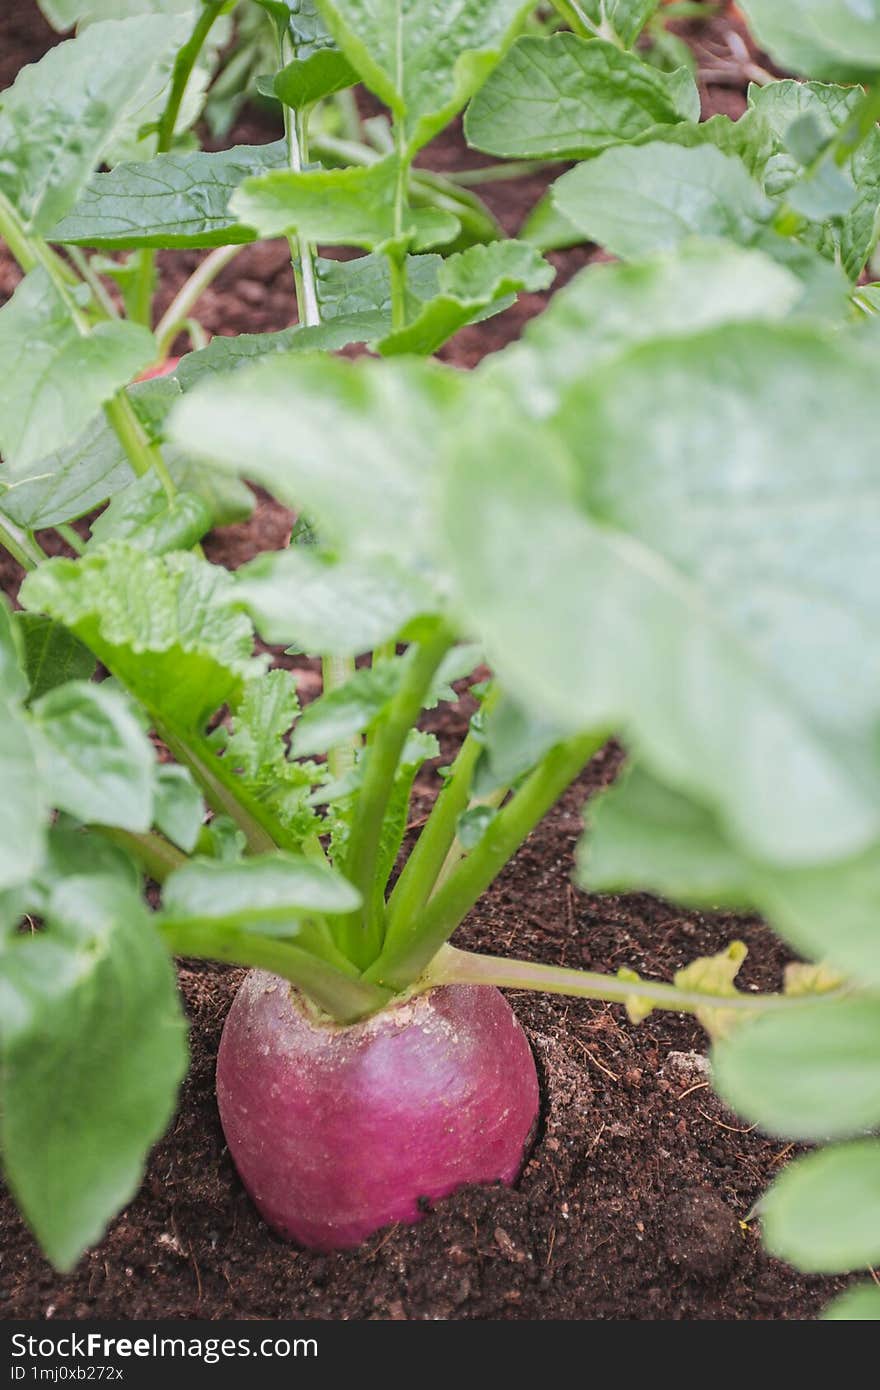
[216,970,540,1250]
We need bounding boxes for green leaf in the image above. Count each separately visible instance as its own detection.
[28,822,140,913]
[472,693,566,796]
[520,189,585,252]
[314,0,532,155]
[738,1,880,82]
[162,852,361,928]
[580,761,880,989]
[0,700,46,893]
[576,0,659,46]
[761,1141,880,1273]
[291,660,402,757]
[236,549,437,655]
[20,546,258,733]
[485,240,803,419]
[0,874,187,1270]
[169,352,461,573]
[51,142,287,250]
[254,0,335,48]
[222,669,323,848]
[15,615,97,704]
[582,765,756,907]
[31,681,156,833]
[37,0,197,26]
[230,156,460,251]
[445,322,880,868]
[275,48,358,108]
[89,473,214,554]
[823,1284,880,1320]
[0,379,171,531]
[749,80,880,280]
[0,14,191,232]
[316,249,442,319]
[465,34,698,160]
[378,239,554,356]
[153,763,203,853]
[173,317,388,390]
[552,142,771,258]
[713,1000,880,1141]
[0,598,29,704]
[0,268,155,470]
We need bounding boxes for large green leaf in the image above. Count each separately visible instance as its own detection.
[444,323,880,869]
[230,156,459,251]
[582,762,880,988]
[377,239,553,356]
[739,0,880,81]
[465,34,698,159]
[313,0,532,154]
[31,681,156,833]
[823,1284,880,1319]
[713,1001,880,1141]
[169,352,460,572]
[20,546,258,733]
[51,142,287,250]
[761,1141,880,1273]
[0,875,187,1271]
[0,269,155,470]
[236,548,437,654]
[0,14,190,232]
[552,142,771,258]
[153,763,203,853]
[484,240,803,419]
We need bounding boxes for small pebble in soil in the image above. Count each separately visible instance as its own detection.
[663,1188,742,1280]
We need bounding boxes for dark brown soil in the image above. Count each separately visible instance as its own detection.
[0,5,844,1321]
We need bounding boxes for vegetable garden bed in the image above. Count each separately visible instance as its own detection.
[1,1,878,1322]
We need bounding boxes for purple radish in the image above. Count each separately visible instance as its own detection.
[216,970,540,1250]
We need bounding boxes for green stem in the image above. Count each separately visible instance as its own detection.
[367,730,605,990]
[98,826,188,883]
[159,919,391,1024]
[55,522,86,556]
[130,249,155,328]
[389,254,407,333]
[430,784,509,896]
[66,246,119,319]
[103,395,176,502]
[385,683,501,943]
[0,515,45,571]
[341,622,455,965]
[157,0,227,153]
[387,138,411,332]
[322,653,358,779]
[154,243,244,356]
[0,191,38,271]
[427,945,854,1018]
[448,160,560,187]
